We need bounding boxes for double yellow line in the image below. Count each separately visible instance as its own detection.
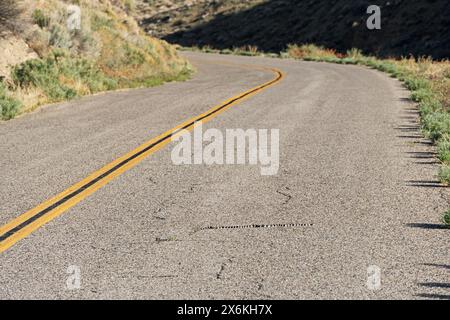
[0,63,284,254]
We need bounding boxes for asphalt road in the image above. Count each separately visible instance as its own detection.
[0,52,449,299]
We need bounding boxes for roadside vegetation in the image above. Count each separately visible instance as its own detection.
[444,208,450,225]
[0,0,192,120]
[0,82,22,120]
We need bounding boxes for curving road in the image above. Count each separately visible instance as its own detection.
[0,52,449,299]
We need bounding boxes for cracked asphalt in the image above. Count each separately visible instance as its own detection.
[0,52,449,299]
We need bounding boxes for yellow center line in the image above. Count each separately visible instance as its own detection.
[0,62,284,254]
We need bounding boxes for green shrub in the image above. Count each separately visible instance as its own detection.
[439,165,450,183]
[411,88,434,103]
[220,49,233,55]
[405,77,431,91]
[437,134,450,163]
[12,50,117,102]
[123,44,146,66]
[49,24,72,49]
[0,83,22,120]
[422,112,450,141]
[365,59,380,68]
[341,57,357,64]
[71,29,100,57]
[444,209,450,226]
[32,9,50,28]
[376,62,397,74]
[91,13,114,31]
[419,102,439,118]
[419,96,442,112]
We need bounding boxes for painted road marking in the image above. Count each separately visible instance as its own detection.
[0,65,283,253]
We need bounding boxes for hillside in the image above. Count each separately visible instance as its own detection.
[0,0,191,120]
[137,0,265,38]
[137,0,450,59]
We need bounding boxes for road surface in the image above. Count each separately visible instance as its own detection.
[0,52,449,299]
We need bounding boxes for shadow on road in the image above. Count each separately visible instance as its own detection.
[415,293,450,300]
[419,282,450,289]
[406,223,449,230]
[405,180,449,188]
[423,263,450,270]
[416,265,450,300]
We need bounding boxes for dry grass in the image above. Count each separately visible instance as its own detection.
[12,86,46,114]
[234,45,259,56]
[287,44,340,60]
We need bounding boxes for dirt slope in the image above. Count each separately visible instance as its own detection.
[0,32,38,81]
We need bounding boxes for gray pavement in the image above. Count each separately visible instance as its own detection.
[0,52,449,299]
